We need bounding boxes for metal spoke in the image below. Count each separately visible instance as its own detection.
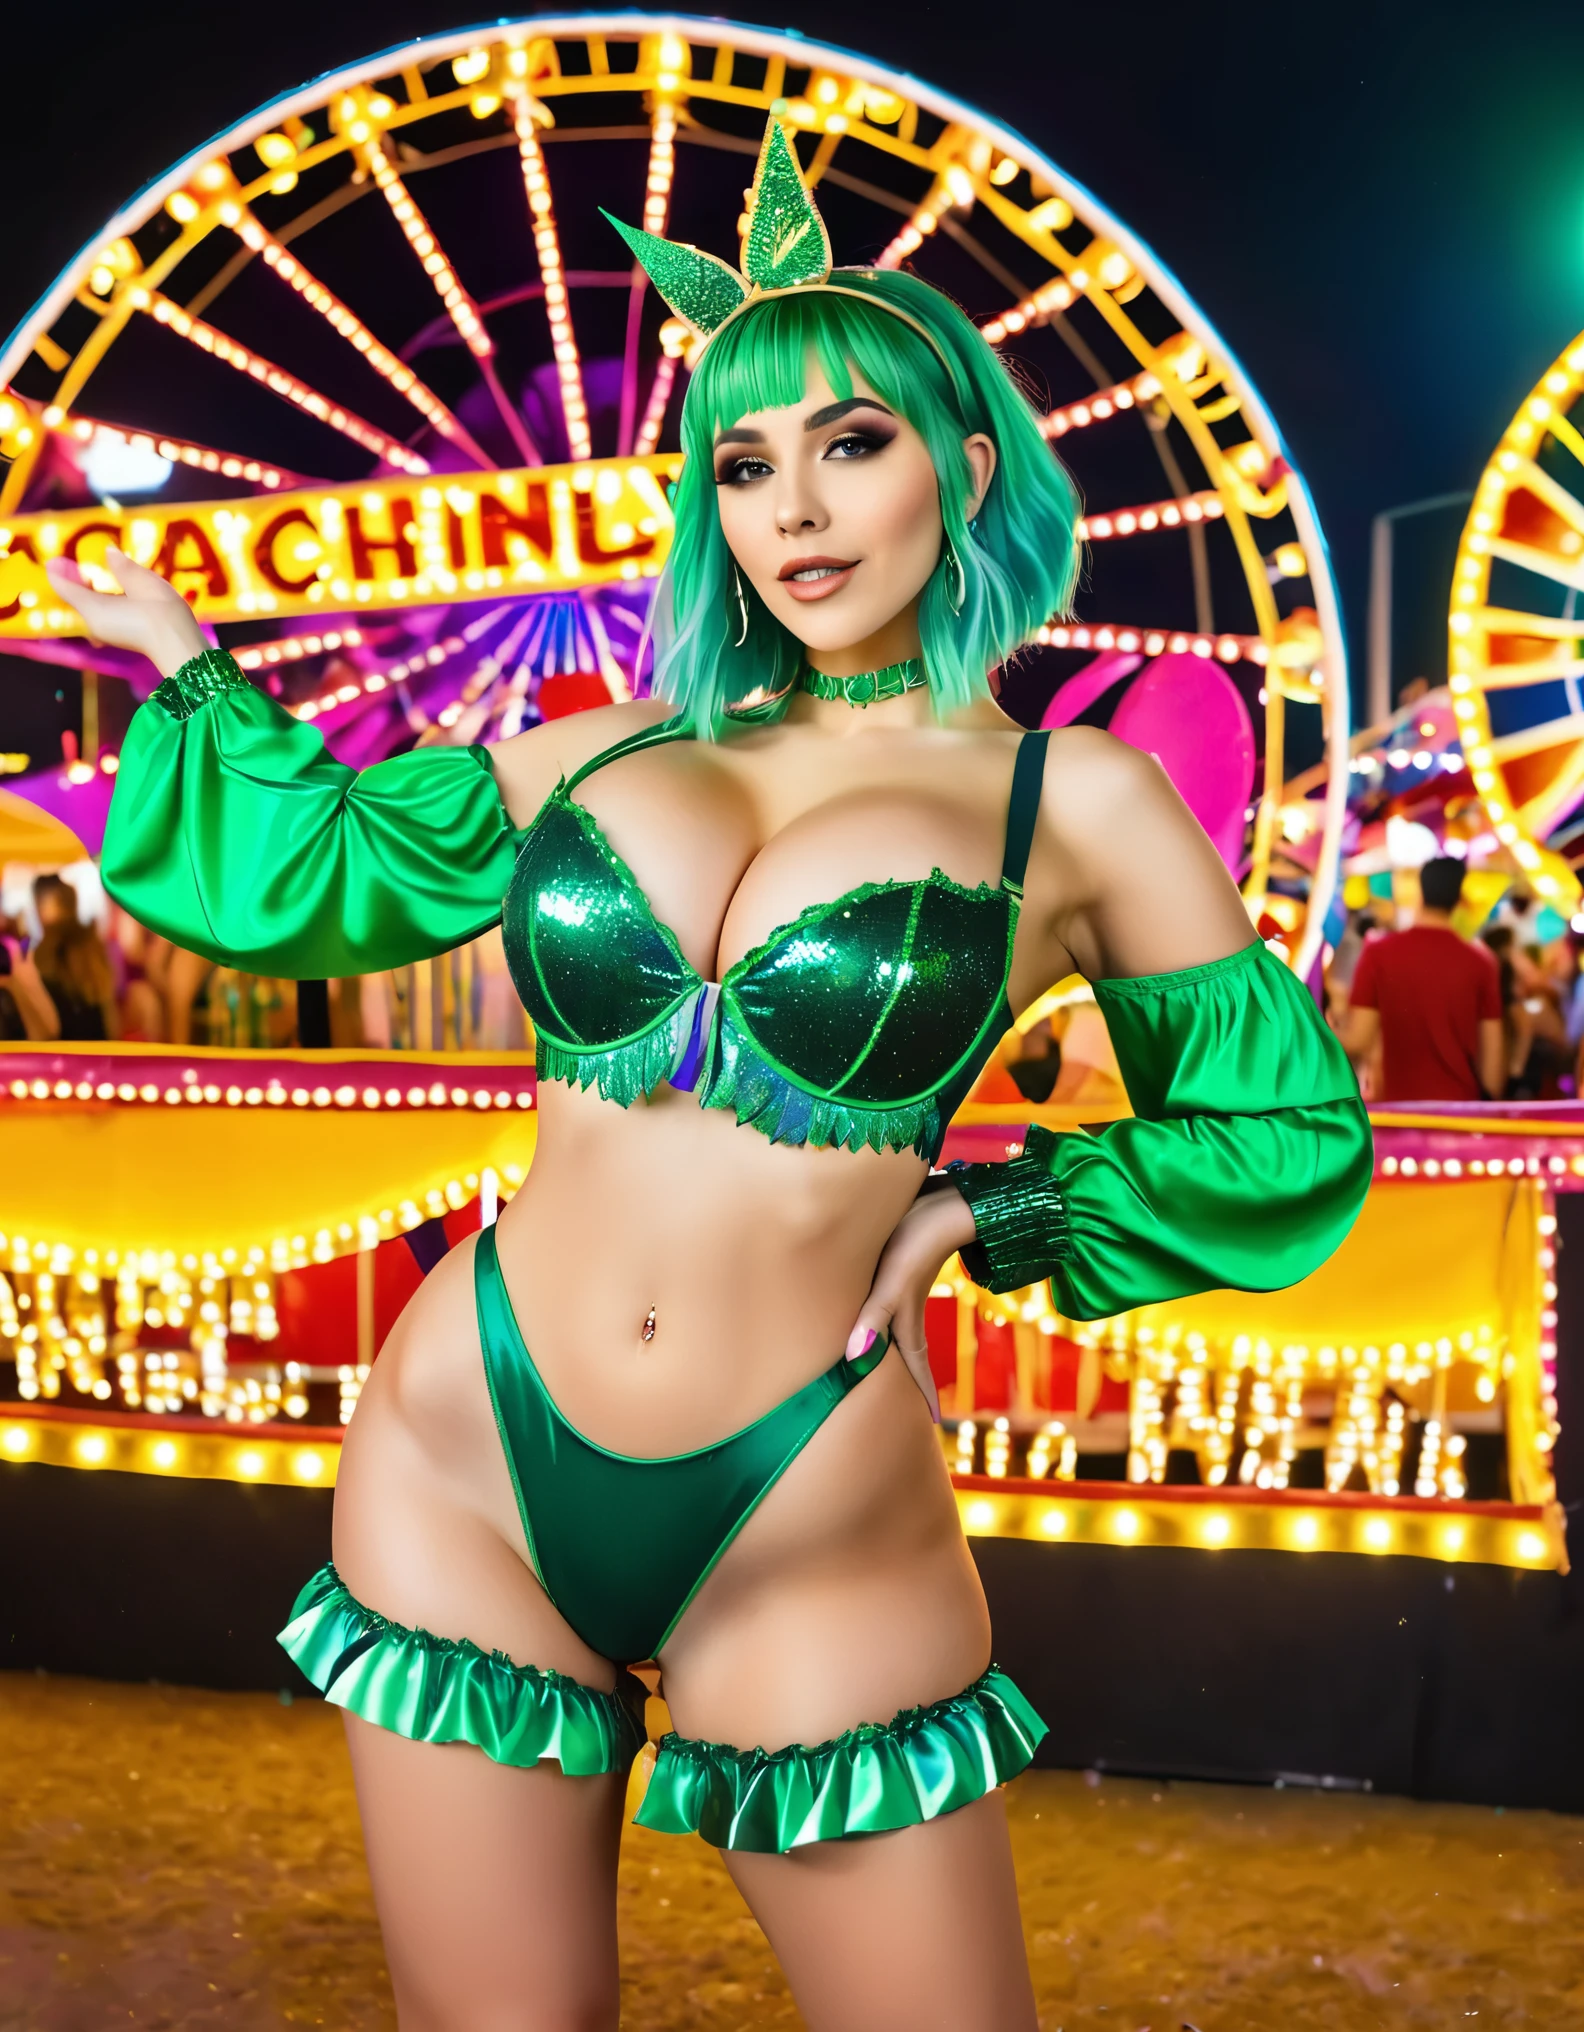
[619,92,679,455]
[28,401,301,490]
[227,210,493,468]
[1079,489,1224,542]
[355,130,540,466]
[509,91,590,462]
[128,287,429,474]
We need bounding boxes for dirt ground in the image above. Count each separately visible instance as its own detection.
[2,1675,1582,2030]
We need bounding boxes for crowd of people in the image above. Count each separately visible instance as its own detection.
[0,869,526,1054]
[1331,856,1584,1104]
[0,874,209,1045]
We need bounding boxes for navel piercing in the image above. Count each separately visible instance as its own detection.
[641,1305,657,1343]
[732,565,750,647]
[943,537,966,617]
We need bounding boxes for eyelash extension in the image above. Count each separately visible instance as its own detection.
[824,429,891,458]
[712,428,891,484]
[713,455,773,487]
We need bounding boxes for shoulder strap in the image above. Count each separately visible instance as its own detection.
[1000,730,1050,899]
[563,713,689,797]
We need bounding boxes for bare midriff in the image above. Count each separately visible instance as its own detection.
[332,1073,990,1743]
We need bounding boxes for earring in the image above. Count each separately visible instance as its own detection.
[732,565,750,647]
[944,537,966,617]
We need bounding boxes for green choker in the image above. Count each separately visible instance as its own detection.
[798,659,928,707]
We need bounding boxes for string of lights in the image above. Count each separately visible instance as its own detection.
[232,628,364,672]
[643,93,678,236]
[509,92,591,463]
[874,177,949,269]
[1042,367,1164,439]
[634,353,679,456]
[353,137,491,362]
[294,633,465,722]
[41,408,293,490]
[128,288,429,475]
[1076,489,1224,542]
[1034,621,1269,666]
[980,275,1078,346]
[225,211,492,467]
[5,1072,534,1112]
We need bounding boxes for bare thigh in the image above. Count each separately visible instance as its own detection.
[332,1235,627,2030]
[728,1796,1035,2032]
[657,1351,1035,2030]
[345,1717,626,2032]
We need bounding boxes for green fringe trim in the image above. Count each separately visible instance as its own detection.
[952,1124,1071,1294]
[278,1563,646,1775]
[634,1665,1046,1852]
[152,648,250,722]
[701,1005,939,1157]
[534,995,696,1107]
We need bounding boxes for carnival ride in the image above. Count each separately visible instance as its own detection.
[0,14,1347,959]
[1446,331,1584,902]
[0,19,1563,1593]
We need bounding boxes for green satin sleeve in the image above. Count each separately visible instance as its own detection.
[954,940,1372,1315]
[101,649,523,977]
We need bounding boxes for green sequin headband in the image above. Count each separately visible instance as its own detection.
[602,117,953,371]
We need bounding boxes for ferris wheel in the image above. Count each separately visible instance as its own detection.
[0,13,1349,971]
[1448,333,1584,907]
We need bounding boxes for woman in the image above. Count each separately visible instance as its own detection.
[31,874,118,1040]
[51,121,1369,2032]
[0,918,60,1041]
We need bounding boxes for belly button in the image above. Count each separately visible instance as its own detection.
[641,1305,657,1344]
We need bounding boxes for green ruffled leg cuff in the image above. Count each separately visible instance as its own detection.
[277,1563,646,1776]
[949,1123,1070,1293]
[633,1665,1046,1852]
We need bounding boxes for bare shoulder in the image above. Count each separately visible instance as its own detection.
[1039,724,1171,829]
[488,697,677,825]
[1022,725,1252,978]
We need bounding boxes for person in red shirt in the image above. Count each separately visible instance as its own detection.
[1345,857,1505,1101]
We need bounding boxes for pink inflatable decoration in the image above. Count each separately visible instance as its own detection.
[1042,651,1256,872]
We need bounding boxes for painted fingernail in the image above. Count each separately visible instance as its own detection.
[846,1326,877,1361]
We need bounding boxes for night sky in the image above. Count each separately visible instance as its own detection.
[3,0,1583,726]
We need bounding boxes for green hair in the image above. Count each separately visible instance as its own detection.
[650,267,1081,737]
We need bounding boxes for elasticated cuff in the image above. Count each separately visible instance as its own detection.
[950,1123,1071,1293]
[634,1664,1046,1852]
[151,648,249,722]
[278,1563,646,1775]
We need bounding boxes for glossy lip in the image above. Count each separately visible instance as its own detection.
[778,555,859,603]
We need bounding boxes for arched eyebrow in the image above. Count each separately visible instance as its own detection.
[712,397,895,449]
[805,397,895,431]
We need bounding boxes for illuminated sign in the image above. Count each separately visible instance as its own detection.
[0,453,682,637]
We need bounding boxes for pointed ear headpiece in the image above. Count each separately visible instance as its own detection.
[603,117,953,370]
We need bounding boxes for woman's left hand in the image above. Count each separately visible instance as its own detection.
[845,1182,977,1423]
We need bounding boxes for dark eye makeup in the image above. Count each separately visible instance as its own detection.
[713,453,775,487]
[823,427,894,459]
[712,426,894,485]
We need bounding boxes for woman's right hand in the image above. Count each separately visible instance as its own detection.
[44,546,208,679]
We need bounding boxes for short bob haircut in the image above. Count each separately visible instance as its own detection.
[650,266,1081,738]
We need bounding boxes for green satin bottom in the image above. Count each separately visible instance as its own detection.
[634,1666,1047,1852]
[277,1564,647,1774]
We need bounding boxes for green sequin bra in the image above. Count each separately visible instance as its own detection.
[503,716,1050,1161]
